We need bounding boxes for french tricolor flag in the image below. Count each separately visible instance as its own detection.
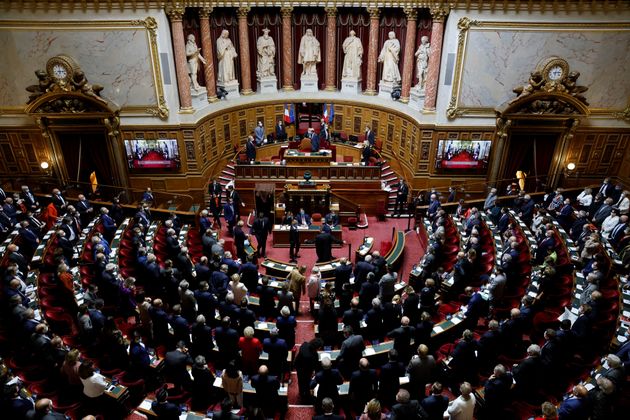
[323,103,334,123]
[284,103,295,124]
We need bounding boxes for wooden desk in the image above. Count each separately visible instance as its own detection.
[284,150,332,166]
[272,224,342,247]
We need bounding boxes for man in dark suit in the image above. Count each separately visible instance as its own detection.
[338,326,365,378]
[0,206,12,232]
[208,178,222,199]
[251,365,283,419]
[387,316,416,363]
[313,225,343,262]
[275,120,287,141]
[100,207,117,239]
[18,220,39,254]
[223,198,236,234]
[354,254,376,286]
[365,125,375,146]
[378,349,406,408]
[135,205,151,228]
[311,131,320,152]
[421,382,449,420]
[519,194,535,225]
[289,218,300,262]
[251,211,271,258]
[313,397,344,420]
[394,179,409,217]
[390,389,428,420]
[476,320,501,372]
[211,264,230,300]
[7,244,29,275]
[151,386,182,419]
[482,364,513,418]
[512,344,544,401]
[75,194,94,227]
[557,384,590,419]
[263,328,289,378]
[51,188,68,215]
[592,197,614,225]
[361,143,372,165]
[164,341,194,391]
[334,257,352,293]
[311,357,344,412]
[3,197,19,224]
[246,135,256,162]
[239,255,259,292]
[427,194,440,220]
[20,185,39,211]
[233,220,247,261]
[609,215,629,247]
[295,208,311,226]
[349,358,379,414]
[226,185,244,219]
[597,177,614,198]
[215,316,239,367]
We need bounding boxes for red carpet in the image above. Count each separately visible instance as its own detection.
[211,215,426,417]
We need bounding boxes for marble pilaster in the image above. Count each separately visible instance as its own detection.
[237,7,253,95]
[166,6,193,111]
[423,6,448,112]
[364,7,380,95]
[281,7,294,91]
[199,7,218,103]
[400,8,418,104]
[324,8,338,91]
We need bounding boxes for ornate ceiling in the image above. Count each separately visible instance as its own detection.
[2,0,628,13]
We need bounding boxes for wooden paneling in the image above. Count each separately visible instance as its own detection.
[0,128,50,177]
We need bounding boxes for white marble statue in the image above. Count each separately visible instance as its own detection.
[216,29,238,84]
[298,29,321,77]
[256,28,276,79]
[186,34,207,91]
[378,31,401,84]
[415,35,430,89]
[342,30,363,80]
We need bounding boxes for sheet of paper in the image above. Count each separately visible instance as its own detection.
[433,325,444,333]
[364,347,376,356]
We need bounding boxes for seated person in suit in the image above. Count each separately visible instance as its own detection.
[296,208,311,227]
[325,211,339,227]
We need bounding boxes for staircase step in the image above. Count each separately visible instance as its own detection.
[384,176,397,183]
[381,164,390,171]
[226,164,235,170]
[381,171,394,178]
[223,168,235,175]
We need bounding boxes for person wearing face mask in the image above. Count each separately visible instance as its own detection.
[254,121,265,146]
[296,208,311,227]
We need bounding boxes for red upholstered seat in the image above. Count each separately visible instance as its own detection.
[312,213,322,225]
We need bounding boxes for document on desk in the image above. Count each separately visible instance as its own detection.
[558,307,578,327]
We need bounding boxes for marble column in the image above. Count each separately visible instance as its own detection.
[364,7,380,95]
[324,7,338,91]
[400,8,418,103]
[199,7,218,103]
[237,7,253,95]
[423,6,448,111]
[166,6,193,111]
[281,7,294,91]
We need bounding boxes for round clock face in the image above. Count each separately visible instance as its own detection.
[52,64,68,80]
[548,65,564,81]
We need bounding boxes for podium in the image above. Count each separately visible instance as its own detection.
[283,182,330,216]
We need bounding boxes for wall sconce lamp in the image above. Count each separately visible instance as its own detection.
[40,161,52,176]
[564,162,576,177]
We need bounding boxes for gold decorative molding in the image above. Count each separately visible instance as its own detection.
[403,7,418,20]
[198,7,213,18]
[613,106,630,121]
[237,6,251,18]
[133,16,169,120]
[325,7,338,18]
[447,19,630,120]
[280,6,293,18]
[429,5,449,21]
[164,5,184,21]
[367,7,381,19]
[0,18,168,119]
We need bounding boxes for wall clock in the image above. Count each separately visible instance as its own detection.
[46,55,78,83]
[538,57,569,83]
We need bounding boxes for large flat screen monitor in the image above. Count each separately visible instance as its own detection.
[124,139,181,170]
[435,140,491,172]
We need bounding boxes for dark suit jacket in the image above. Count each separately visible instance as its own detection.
[314,232,341,262]
[313,414,344,420]
[391,400,427,420]
[246,141,256,161]
[251,373,280,407]
[513,356,543,392]
[296,213,311,225]
[311,133,320,152]
[311,368,343,400]
[421,394,449,420]
[349,368,378,401]
[338,334,365,369]
[275,124,287,141]
[366,130,375,146]
[163,349,193,384]
[252,216,271,239]
[354,261,375,285]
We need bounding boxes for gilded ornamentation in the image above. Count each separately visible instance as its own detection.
[325,7,338,17]
[430,6,450,22]
[495,117,511,139]
[280,7,293,18]
[135,16,169,119]
[164,5,184,21]
[613,106,630,121]
[237,7,251,18]
[403,7,418,20]
[198,7,212,18]
[104,110,121,141]
[446,97,459,119]
[367,7,380,19]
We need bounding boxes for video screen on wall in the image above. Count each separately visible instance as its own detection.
[124,139,181,170]
[435,140,491,172]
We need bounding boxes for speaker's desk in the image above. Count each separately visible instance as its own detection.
[271,224,342,247]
